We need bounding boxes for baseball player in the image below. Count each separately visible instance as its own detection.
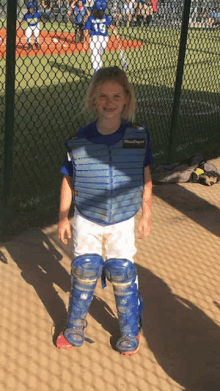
[72,0,89,43]
[18,2,44,50]
[83,0,121,73]
[56,66,154,356]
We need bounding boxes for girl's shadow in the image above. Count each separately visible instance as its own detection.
[3,230,70,342]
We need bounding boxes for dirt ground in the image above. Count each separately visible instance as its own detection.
[0,158,220,391]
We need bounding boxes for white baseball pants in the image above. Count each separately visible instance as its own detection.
[26,23,40,42]
[89,35,108,73]
[72,207,137,263]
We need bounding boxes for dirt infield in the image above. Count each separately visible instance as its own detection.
[0,157,220,391]
[0,28,143,58]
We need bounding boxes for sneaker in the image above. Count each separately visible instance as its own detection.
[27,43,32,51]
[56,332,73,350]
[35,42,40,50]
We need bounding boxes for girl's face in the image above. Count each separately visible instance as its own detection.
[95,81,128,121]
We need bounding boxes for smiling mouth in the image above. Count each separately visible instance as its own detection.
[104,107,116,112]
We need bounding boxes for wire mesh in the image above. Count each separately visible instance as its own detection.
[0,0,220,236]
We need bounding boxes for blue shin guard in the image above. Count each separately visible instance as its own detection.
[64,254,104,347]
[103,258,143,353]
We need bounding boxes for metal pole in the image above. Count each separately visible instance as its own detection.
[2,0,18,235]
[168,0,192,163]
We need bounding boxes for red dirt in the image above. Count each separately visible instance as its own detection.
[0,29,143,58]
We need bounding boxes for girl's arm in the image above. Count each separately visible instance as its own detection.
[138,166,153,239]
[58,175,73,244]
[142,166,152,220]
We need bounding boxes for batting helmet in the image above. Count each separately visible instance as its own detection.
[27,1,35,9]
[93,0,107,11]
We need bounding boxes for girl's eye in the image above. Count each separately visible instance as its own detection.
[114,95,120,99]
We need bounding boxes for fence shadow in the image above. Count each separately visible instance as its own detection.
[2,230,70,336]
[2,223,220,390]
[153,183,220,237]
[137,266,220,391]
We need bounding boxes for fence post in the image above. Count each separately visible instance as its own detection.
[2,0,17,235]
[168,0,191,163]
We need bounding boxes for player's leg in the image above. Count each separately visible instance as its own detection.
[96,36,108,70]
[26,26,32,50]
[75,24,80,43]
[90,35,101,73]
[56,253,104,348]
[56,208,104,349]
[103,217,143,356]
[33,23,40,50]
[79,23,84,43]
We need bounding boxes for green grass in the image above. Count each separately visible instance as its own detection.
[0,22,220,237]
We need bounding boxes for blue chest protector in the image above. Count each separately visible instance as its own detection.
[65,126,147,225]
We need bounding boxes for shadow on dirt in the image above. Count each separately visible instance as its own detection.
[2,227,220,389]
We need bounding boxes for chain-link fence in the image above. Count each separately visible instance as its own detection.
[1,0,220,237]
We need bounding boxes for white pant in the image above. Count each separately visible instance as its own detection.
[26,24,40,42]
[89,35,108,73]
[73,207,136,263]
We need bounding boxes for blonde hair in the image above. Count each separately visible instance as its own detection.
[84,66,136,123]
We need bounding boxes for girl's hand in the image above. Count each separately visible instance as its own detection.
[58,217,72,244]
[137,215,151,239]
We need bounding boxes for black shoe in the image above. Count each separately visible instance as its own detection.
[27,43,32,51]
[35,42,40,50]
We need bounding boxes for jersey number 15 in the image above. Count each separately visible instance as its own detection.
[94,23,106,34]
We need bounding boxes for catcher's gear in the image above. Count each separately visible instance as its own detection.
[191,165,220,186]
[198,171,220,186]
[93,0,107,11]
[64,254,104,347]
[27,2,35,9]
[103,258,143,354]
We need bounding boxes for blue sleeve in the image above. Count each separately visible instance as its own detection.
[144,131,154,167]
[84,18,91,30]
[60,155,74,177]
[23,14,27,21]
[106,16,112,26]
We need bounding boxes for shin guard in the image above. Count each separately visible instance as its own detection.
[103,258,143,353]
[64,254,104,347]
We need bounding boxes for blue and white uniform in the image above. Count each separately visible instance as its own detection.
[60,121,154,352]
[73,5,88,25]
[61,120,154,258]
[210,9,220,25]
[84,14,112,72]
[23,10,41,42]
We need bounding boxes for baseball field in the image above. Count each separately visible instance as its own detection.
[0,20,219,234]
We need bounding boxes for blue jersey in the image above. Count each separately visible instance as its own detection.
[60,121,155,178]
[73,6,87,24]
[84,15,112,36]
[23,11,41,26]
[210,10,220,19]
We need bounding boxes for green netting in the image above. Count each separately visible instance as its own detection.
[0,0,220,236]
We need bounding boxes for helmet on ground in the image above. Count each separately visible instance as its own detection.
[93,0,107,11]
[27,1,35,9]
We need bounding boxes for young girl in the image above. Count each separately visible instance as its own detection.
[83,0,121,74]
[56,66,154,356]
